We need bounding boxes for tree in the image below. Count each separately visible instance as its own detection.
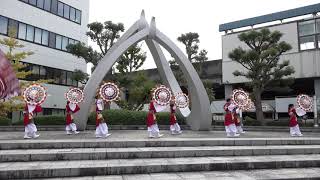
[228,28,294,124]
[71,69,89,85]
[177,32,208,78]
[0,29,50,117]
[116,44,146,74]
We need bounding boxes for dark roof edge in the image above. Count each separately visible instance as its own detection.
[219,3,320,32]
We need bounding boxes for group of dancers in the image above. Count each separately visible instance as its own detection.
[22,82,311,139]
[23,84,183,139]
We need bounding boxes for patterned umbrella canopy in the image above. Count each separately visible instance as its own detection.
[0,49,19,99]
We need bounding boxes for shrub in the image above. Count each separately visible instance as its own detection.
[0,116,10,125]
[243,116,262,126]
[88,109,186,125]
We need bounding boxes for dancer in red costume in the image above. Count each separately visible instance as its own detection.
[65,101,80,135]
[169,96,182,135]
[146,95,163,138]
[95,94,111,138]
[224,98,239,137]
[288,104,303,136]
[23,103,42,139]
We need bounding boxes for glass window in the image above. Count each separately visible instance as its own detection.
[46,67,54,80]
[57,2,64,16]
[34,28,42,44]
[44,0,51,11]
[42,30,49,45]
[63,4,70,19]
[72,79,78,87]
[39,66,46,79]
[18,23,26,39]
[37,0,44,9]
[68,39,75,45]
[26,25,34,41]
[62,36,68,51]
[70,7,76,21]
[75,10,81,23]
[32,65,40,75]
[55,35,62,49]
[0,16,8,34]
[299,20,315,36]
[50,0,57,14]
[53,69,61,84]
[48,32,56,48]
[300,36,315,50]
[66,71,73,85]
[60,71,66,85]
[8,19,18,37]
[29,0,37,6]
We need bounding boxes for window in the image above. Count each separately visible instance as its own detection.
[69,39,75,45]
[26,25,34,41]
[63,4,70,19]
[72,79,78,87]
[44,0,51,11]
[8,20,18,37]
[55,35,62,49]
[37,0,44,9]
[66,71,73,85]
[61,36,68,50]
[18,23,26,39]
[70,7,76,22]
[42,30,49,45]
[29,0,37,6]
[0,16,8,34]
[75,10,81,23]
[60,71,67,85]
[57,2,64,16]
[50,0,58,14]
[298,19,320,50]
[34,28,42,44]
[39,66,46,79]
[48,32,56,48]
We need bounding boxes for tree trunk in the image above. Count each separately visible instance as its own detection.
[253,89,265,125]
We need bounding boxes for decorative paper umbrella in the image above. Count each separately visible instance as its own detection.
[0,49,19,99]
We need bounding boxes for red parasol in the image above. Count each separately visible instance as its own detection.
[0,49,19,99]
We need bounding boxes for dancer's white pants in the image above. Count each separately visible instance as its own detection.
[148,124,160,137]
[225,124,238,136]
[25,123,37,137]
[290,125,302,136]
[95,123,109,137]
[66,123,77,132]
[170,123,181,133]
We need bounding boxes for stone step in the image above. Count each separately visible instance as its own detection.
[38,167,320,180]
[1,154,320,179]
[1,145,320,162]
[1,138,320,150]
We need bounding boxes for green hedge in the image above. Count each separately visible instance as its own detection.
[88,109,186,125]
[0,116,10,126]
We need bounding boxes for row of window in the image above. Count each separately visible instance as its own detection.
[0,15,80,52]
[22,62,79,87]
[19,0,81,24]
[298,19,320,51]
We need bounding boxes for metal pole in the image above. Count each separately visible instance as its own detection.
[314,95,318,127]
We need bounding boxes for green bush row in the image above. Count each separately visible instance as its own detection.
[0,109,186,126]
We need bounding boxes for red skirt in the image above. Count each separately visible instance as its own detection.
[224,113,233,126]
[234,114,241,126]
[289,116,298,127]
[96,112,104,127]
[66,114,72,125]
[170,113,176,125]
[23,113,30,126]
[146,112,156,127]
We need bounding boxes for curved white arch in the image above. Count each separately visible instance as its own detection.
[75,13,211,131]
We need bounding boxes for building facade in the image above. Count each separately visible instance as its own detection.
[218,3,320,119]
[0,0,89,118]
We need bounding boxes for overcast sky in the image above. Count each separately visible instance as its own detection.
[88,0,320,71]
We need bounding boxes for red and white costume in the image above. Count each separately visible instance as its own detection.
[23,103,42,139]
[224,102,239,137]
[146,100,161,138]
[234,109,245,134]
[289,107,303,136]
[169,103,182,135]
[65,101,80,134]
[95,99,109,138]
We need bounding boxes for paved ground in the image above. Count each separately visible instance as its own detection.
[0,129,319,140]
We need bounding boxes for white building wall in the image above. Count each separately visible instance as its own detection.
[222,21,320,84]
[0,0,89,110]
